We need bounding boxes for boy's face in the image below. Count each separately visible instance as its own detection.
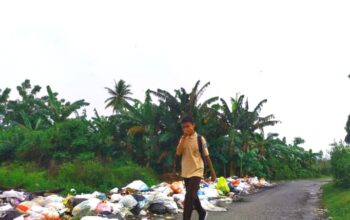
[181,122,195,135]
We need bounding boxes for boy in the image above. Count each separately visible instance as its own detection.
[174,116,217,220]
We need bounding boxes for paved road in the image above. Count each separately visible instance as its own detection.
[182,179,329,220]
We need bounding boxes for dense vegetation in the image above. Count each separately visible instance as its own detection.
[321,75,350,220]
[329,141,350,188]
[327,75,350,188]
[0,79,324,191]
[0,161,158,193]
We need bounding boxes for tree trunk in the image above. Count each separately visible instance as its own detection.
[223,162,226,177]
[240,159,243,177]
[229,161,235,177]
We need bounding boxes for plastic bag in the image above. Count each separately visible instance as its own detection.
[200,199,227,212]
[44,202,65,211]
[42,208,60,220]
[0,190,26,201]
[110,203,123,214]
[29,205,45,214]
[81,217,105,220]
[21,212,45,220]
[95,202,112,213]
[149,192,168,205]
[2,210,23,220]
[16,201,37,213]
[231,179,240,186]
[0,204,13,212]
[215,177,230,195]
[110,187,119,194]
[202,188,219,198]
[150,183,172,195]
[163,200,178,214]
[72,198,100,217]
[170,182,182,194]
[32,197,46,206]
[110,194,123,203]
[132,194,148,209]
[249,177,259,186]
[125,180,149,191]
[119,195,137,208]
[44,195,63,205]
[148,203,167,215]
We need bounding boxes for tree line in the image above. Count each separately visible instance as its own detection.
[0,79,324,180]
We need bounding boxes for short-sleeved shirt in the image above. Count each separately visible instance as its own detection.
[177,132,209,178]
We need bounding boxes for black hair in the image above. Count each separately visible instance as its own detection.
[181,115,194,124]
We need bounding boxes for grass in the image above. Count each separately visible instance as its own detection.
[322,182,350,220]
[0,164,57,191]
[0,161,159,194]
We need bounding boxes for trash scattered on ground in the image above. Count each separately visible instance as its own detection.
[0,176,274,219]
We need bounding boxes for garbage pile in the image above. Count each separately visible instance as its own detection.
[0,176,273,220]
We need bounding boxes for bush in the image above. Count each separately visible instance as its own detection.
[330,141,350,188]
[0,160,159,194]
[0,127,26,162]
[55,160,159,193]
[274,165,295,180]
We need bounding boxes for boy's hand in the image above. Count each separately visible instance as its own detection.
[172,163,176,173]
[211,173,217,182]
[178,134,188,144]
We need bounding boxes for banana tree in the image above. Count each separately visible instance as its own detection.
[149,81,220,170]
[219,94,280,176]
[0,88,11,127]
[4,80,48,128]
[35,86,89,124]
[150,80,219,121]
[122,90,163,168]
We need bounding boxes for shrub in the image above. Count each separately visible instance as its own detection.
[330,141,350,188]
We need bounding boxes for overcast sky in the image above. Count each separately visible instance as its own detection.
[1,0,350,154]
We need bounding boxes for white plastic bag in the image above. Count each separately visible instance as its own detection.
[0,190,26,201]
[200,199,227,212]
[110,194,123,203]
[163,199,178,214]
[72,198,100,217]
[110,187,119,194]
[119,195,137,208]
[125,180,149,191]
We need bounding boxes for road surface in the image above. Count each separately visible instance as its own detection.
[178,179,329,220]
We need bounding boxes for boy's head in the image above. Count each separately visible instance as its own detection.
[181,116,195,135]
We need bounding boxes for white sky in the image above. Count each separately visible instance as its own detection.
[1,0,350,154]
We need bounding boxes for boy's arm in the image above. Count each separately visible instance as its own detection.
[173,136,186,173]
[202,137,216,182]
[205,155,217,182]
[176,136,186,156]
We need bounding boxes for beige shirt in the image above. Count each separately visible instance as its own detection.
[177,132,209,178]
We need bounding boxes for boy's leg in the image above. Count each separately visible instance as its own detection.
[183,177,206,220]
[183,178,192,220]
[191,177,207,219]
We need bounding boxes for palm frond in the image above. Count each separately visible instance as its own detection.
[253,99,268,114]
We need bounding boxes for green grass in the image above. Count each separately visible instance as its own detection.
[0,161,159,194]
[0,164,57,191]
[322,182,350,220]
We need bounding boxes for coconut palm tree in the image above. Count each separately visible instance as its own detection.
[105,80,135,113]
